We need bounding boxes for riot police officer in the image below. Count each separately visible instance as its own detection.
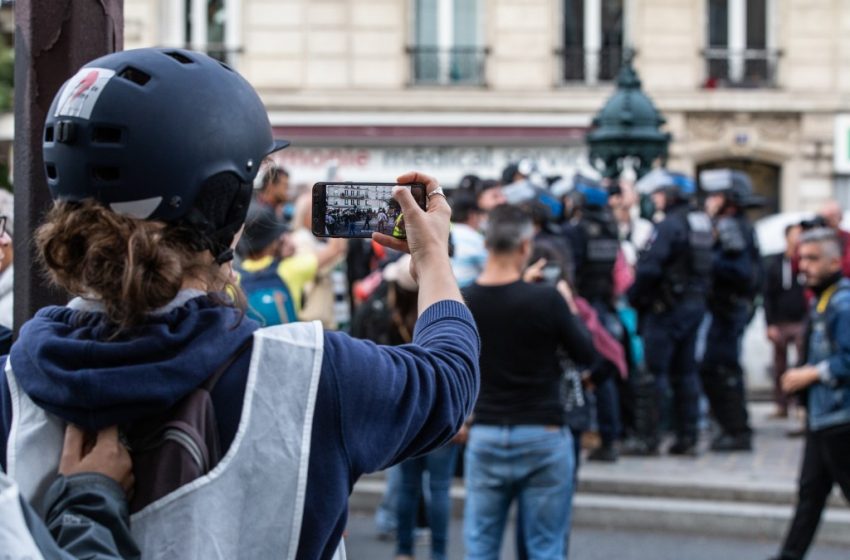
[626,170,713,456]
[699,169,763,452]
[569,175,623,462]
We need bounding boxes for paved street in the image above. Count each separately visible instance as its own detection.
[348,403,850,557]
[343,512,849,559]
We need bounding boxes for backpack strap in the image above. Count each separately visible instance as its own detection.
[201,336,254,392]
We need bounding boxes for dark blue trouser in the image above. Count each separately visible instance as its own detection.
[700,304,752,436]
[642,300,705,440]
[591,302,622,446]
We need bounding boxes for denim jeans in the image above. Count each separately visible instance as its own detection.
[374,464,401,534]
[463,425,574,560]
[396,444,459,560]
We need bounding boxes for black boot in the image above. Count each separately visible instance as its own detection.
[587,442,618,462]
[620,369,660,456]
[668,435,699,456]
[710,432,752,451]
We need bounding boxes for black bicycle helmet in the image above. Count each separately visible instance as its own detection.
[42,48,289,262]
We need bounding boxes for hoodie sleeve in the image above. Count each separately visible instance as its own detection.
[322,300,479,476]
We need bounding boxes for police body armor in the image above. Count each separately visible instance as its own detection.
[576,209,620,304]
[709,215,762,317]
[653,209,713,313]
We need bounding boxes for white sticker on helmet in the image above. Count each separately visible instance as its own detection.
[54,67,116,119]
[110,197,162,220]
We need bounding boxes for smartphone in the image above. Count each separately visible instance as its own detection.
[312,182,426,239]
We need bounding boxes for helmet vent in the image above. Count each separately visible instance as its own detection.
[219,62,234,72]
[45,164,57,180]
[165,51,194,64]
[92,166,120,182]
[92,126,123,144]
[44,126,54,143]
[118,66,151,86]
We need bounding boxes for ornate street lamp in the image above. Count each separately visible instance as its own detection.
[585,51,671,179]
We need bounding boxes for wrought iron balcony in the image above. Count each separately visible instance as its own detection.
[407,46,489,86]
[702,48,782,88]
[555,46,623,84]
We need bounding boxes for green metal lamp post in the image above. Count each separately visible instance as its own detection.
[585,51,671,179]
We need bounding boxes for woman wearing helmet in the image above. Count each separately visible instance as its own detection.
[0,49,478,559]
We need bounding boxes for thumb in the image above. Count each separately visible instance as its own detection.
[61,424,85,465]
[96,425,120,447]
[392,186,421,218]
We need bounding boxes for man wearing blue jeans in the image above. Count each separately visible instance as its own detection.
[462,205,596,559]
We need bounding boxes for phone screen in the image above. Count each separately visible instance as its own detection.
[312,182,426,239]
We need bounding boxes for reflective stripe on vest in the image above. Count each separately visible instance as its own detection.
[5,321,343,560]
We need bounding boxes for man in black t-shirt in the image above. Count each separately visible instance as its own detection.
[461,205,595,559]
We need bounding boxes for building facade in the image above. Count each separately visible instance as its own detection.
[122,0,850,212]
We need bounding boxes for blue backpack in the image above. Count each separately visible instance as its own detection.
[238,261,298,326]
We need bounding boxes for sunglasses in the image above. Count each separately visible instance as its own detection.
[0,216,8,238]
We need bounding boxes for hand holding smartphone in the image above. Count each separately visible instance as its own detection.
[312,182,427,239]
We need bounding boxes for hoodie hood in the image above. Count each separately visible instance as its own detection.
[9,290,259,431]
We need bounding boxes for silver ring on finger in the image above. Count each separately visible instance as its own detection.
[427,186,447,200]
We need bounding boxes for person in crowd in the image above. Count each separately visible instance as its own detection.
[474,179,507,213]
[626,170,713,456]
[770,228,850,560]
[236,203,320,325]
[290,192,348,329]
[0,189,13,330]
[0,48,478,559]
[699,169,764,452]
[2,424,137,559]
[448,189,487,288]
[253,161,290,219]
[568,176,623,462]
[764,223,808,419]
[462,204,595,559]
[816,200,850,276]
[608,180,654,268]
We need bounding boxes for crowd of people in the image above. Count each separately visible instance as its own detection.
[2,46,850,560]
[231,150,850,559]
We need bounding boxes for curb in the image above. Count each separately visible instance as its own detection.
[350,478,850,546]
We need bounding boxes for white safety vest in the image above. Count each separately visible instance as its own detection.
[0,472,45,560]
[5,321,346,560]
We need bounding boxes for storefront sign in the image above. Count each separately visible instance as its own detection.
[275,145,589,186]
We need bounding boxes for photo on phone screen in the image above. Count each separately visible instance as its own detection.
[312,182,426,239]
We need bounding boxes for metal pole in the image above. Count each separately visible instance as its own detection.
[13,0,123,333]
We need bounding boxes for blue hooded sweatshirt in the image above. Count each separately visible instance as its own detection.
[1,292,480,559]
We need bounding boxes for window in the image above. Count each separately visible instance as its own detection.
[160,0,241,65]
[409,0,487,86]
[560,0,624,85]
[704,0,778,88]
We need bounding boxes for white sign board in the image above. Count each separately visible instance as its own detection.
[275,145,589,186]
[834,114,850,174]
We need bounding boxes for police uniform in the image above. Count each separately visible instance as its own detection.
[571,184,623,460]
[698,169,764,452]
[628,194,713,454]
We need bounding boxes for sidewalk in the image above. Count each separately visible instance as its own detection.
[350,403,850,545]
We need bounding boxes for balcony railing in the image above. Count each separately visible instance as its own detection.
[702,48,782,89]
[407,46,489,86]
[555,46,623,85]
